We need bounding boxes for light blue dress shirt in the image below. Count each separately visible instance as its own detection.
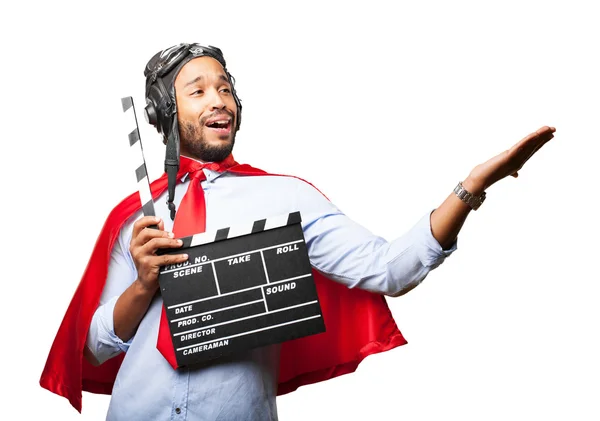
[86,167,457,421]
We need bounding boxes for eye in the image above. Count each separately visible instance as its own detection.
[220,88,231,94]
[191,89,203,96]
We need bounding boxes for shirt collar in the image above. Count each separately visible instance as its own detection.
[180,156,231,183]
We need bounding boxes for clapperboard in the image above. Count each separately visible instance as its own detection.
[121,96,325,367]
[158,212,325,367]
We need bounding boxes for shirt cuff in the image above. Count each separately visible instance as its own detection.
[413,210,458,269]
[103,295,134,353]
[87,295,134,363]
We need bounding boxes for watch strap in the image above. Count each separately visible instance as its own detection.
[453,181,486,210]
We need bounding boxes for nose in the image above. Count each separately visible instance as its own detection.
[208,88,226,110]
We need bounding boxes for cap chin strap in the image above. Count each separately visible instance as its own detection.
[165,118,180,221]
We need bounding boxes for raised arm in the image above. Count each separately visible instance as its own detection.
[431,126,556,249]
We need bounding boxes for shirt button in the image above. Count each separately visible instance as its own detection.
[175,407,181,414]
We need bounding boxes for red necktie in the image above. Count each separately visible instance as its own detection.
[157,155,236,369]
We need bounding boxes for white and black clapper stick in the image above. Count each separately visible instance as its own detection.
[121,96,158,229]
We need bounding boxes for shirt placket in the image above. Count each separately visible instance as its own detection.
[171,367,190,420]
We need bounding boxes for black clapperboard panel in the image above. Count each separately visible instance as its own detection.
[158,211,325,367]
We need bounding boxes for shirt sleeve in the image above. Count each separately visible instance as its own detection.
[85,216,138,364]
[295,180,457,297]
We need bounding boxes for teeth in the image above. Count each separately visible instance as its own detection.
[207,119,230,128]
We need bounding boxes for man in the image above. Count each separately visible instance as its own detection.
[41,43,555,420]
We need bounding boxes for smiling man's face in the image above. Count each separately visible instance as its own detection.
[174,56,238,162]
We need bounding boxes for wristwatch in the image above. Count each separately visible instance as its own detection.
[453,181,486,210]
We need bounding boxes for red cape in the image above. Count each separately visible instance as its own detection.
[40,160,407,412]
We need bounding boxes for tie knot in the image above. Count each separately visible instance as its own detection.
[205,163,221,171]
[181,155,237,182]
[188,162,223,180]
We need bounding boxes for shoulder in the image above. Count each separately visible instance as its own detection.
[229,169,329,200]
[245,172,337,215]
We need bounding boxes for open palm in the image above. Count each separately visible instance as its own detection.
[470,126,556,191]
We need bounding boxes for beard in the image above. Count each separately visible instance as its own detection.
[179,115,236,162]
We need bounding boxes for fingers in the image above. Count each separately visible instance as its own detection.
[522,125,556,162]
[132,216,161,240]
[534,126,555,136]
[522,126,555,144]
[156,251,189,267]
[538,126,556,135]
[533,126,555,148]
[130,216,184,262]
[136,251,189,274]
[129,216,188,289]
[511,126,555,158]
[135,226,174,248]
[131,217,175,249]
[522,127,552,147]
[525,136,551,160]
[134,250,189,291]
[505,125,556,177]
[139,236,184,257]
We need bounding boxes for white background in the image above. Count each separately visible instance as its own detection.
[1,0,599,419]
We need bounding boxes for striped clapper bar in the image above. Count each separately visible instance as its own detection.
[121,96,156,218]
[157,211,325,367]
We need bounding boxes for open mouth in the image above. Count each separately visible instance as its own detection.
[205,118,232,134]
